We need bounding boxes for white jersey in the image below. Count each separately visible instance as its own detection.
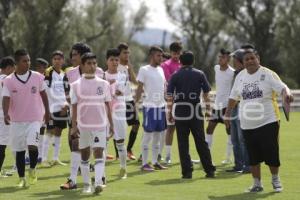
[137,65,166,108]
[214,65,235,109]
[117,64,133,101]
[230,67,286,130]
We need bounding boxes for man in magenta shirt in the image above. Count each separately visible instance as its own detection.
[160,42,182,164]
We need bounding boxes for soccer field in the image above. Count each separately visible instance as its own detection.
[0,112,299,200]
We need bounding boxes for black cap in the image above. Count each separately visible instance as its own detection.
[230,49,244,63]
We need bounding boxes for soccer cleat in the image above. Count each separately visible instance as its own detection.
[272,178,283,193]
[17,178,28,188]
[226,167,243,173]
[60,178,77,190]
[82,183,92,194]
[94,185,103,195]
[245,185,264,193]
[106,154,114,160]
[205,172,216,178]
[41,161,52,168]
[28,168,38,185]
[165,156,172,165]
[141,164,154,172]
[50,160,67,166]
[153,163,168,170]
[221,159,232,165]
[127,151,136,160]
[120,168,127,179]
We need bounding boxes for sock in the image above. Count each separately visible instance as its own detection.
[53,136,61,161]
[272,174,279,181]
[80,160,90,185]
[159,131,165,155]
[226,135,233,160]
[94,159,104,186]
[69,151,81,183]
[0,145,6,171]
[165,145,172,159]
[38,135,44,159]
[205,134,213,149]
[29,149,38,169]
[142,133,151,166]
[113,140,119,158]
[42,134,51,162]
[116,142,127,169]
[152,132,161,165]
[127,130,138,152]
[254,177,262,187]
[16,151,26,177]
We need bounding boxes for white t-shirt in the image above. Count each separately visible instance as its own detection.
[230,67,286,130]
[0,74,7,119]
[214,65,235,109]
[117,64,133,101]
[137,65,166,108]
[105,71,126,104]
[45,70,67,113]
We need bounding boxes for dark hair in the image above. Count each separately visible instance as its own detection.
[106,48,120,60]
[179,51,194,66]
[71,42,91,57]
[149,46,163,56]
[169,42,182,52]
[81,52,96,64]
[117,43,129,52]
[14,49,29,62]
[240,43,255,50]
[231,49,245,63]
[36,58,49,67]
[163,52,171,60]
[0,56,15,69]
[220,48,231,55]
[52,50,64,58]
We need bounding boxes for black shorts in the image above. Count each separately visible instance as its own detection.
[242,122,280,167]
[126,101,140,126]
[47,111,68,130]
[210,108,227,123]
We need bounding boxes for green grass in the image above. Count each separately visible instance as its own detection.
[0,112,299,200]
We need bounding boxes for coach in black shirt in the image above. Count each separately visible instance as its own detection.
[167,51,215,178]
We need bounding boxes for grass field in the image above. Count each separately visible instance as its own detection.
[0,112,299,200]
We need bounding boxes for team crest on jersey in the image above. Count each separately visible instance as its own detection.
[94,137,99,143]
[31,86,37,94]
[96,87,103,95]
[260,74,266,81]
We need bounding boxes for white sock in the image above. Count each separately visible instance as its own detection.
[116,142,126,169]
[42,134,51,162]
[38,135,44,158]
[159,131,166,155]
[80,160,90,185]
[226,135,233,160]
[69,152,81,183]
[94,159,104,186]
[272,174,279,181]
[165,145,172,159]
[142,132,152,166]
[102,151,106,184]
[53,136,61,161]
[152,132,161,165]
[254,177,262,187]
[205,134,213,149]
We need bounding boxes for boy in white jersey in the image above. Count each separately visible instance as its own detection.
[0,57,15,177]
[206,48,235,164]
[42,51,68,167]
[135,46,168,171]
[2,49,50,188]
[70,52,113,194]
[105,48,127,179]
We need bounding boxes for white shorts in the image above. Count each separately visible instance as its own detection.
[112,110,126,141]
[0,121,10,145]
[10,121,41,151]
[79,130,106,149]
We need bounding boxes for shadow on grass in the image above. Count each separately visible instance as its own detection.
[30,189,101,200]
[145,177,201,186]
[208,192,276,200]
[0,186,30,194]
[38,173,70,181]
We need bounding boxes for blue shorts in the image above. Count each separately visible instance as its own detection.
[142,107,167,132]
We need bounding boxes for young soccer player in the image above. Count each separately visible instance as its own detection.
[42,50,68,167]
[0,56,15,177]
[2,49,50,187]
[70,52,113,194]
[105,48,127,179]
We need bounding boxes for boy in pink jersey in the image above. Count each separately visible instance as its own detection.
[70,53,113,194]
[2,49,50,188]
[105,49,127,179]
[61,43,104,190]
[160,42,182,164]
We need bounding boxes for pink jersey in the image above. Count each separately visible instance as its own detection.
[71,77,111,132]
[66,66,104,84]
[161,58,181,82]
[3,71,45,122]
